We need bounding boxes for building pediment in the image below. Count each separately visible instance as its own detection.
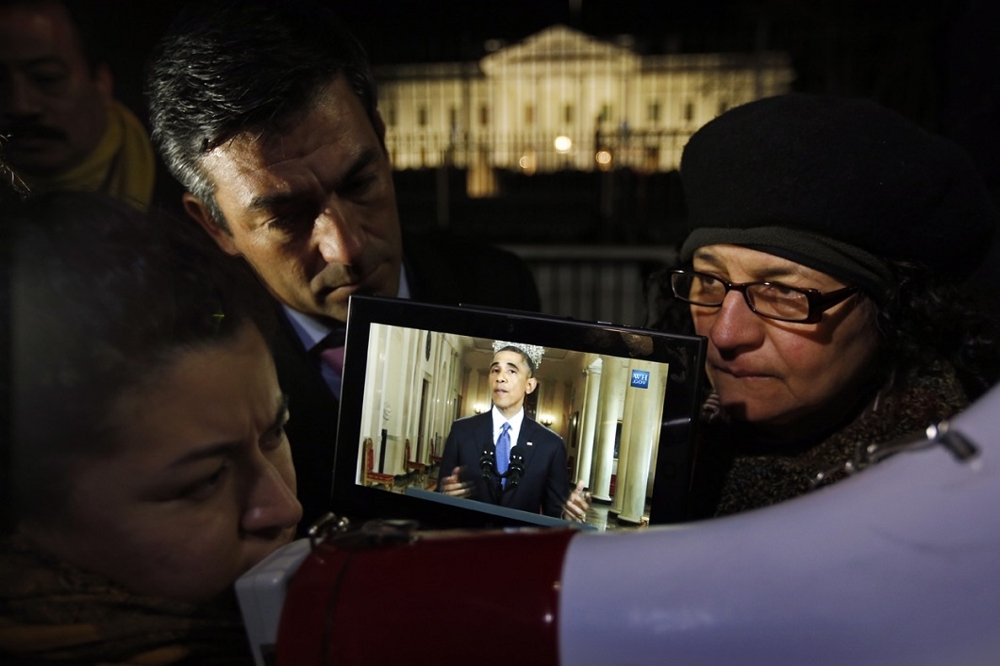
[482,25,639,74]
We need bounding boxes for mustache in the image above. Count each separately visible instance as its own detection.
[311,255,379,293]
[2,122,69,143]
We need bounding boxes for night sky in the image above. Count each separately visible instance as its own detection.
[93,0,997,134]
[75,0,997,208]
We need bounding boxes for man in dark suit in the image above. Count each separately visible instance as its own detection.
[146,0,540,534]
[439,343,589,520]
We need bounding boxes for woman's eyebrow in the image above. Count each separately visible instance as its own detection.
[755,265,806,281]
[693,251,812,281]
[168,396,290,468]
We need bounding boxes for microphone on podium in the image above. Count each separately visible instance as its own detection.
[506,444,526,489]
[479,441,497,479]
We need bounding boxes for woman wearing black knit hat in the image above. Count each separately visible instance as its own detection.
[648,93,1000,518]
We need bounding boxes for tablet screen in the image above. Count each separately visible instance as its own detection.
[332,296,705,530]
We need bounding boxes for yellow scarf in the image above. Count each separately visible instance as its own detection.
[19,100,156,211]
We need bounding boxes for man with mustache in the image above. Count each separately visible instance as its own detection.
[0,0,155,209]
[147,0,540,533]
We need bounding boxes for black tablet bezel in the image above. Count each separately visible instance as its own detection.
[331,295,706,530]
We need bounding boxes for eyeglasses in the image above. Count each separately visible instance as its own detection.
[669,269,860,324]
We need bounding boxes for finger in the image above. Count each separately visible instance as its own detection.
[563,497,586,520]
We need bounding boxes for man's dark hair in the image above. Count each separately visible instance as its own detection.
[146,0,379,229]
[0,0,107,71]
[10,191,273,527]
[496,345,537,377]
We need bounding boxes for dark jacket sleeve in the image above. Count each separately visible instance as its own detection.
[541,430,570,517]
[267,304,340,536]
[438,423,461,490]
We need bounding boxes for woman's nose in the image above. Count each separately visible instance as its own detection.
[241,458,303,536]
[706,290,765,352]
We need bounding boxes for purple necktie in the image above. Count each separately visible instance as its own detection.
[316,330,346,375]
[319,345,345,375]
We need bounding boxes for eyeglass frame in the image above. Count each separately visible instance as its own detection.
[668,269,861,324]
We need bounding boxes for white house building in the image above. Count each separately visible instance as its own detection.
[377,25,794,194]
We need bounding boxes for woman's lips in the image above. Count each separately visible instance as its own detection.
[710,363,774,380]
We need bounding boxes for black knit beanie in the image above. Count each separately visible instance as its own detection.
[678,94,998,302]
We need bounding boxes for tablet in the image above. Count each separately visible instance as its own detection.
[332,296,706,530]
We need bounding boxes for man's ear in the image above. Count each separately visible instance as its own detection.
[93,64,113,103]
[525,377,538,395]
[182,193,241,256]
[373,109,388,150]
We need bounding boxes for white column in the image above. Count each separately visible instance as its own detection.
[618,362,664,524]
[574,359,603,487]
[589,356,627,502]
[609,368,639,516]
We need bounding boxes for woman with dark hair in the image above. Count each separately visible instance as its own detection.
[3,192,301,663]
[647,94,1000,518]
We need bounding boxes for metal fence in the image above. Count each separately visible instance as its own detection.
[394,166,688,246]
[504,244,677,327]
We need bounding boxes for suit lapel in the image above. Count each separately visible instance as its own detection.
[474,412,494,458]
[474,412,502,502]
[514,419,540,471]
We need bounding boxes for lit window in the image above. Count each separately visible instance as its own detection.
[648,101,660,122]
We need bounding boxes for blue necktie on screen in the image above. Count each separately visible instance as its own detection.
[496,422,511,488]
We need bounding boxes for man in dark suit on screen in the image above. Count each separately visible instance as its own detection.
[146,0,540,534]
[439,342,589,521]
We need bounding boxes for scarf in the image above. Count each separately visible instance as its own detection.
[18,100,156,211]
[689,357,970,518]
[0,536,253,665]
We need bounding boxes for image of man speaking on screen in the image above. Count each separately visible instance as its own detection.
[438,341,589,521]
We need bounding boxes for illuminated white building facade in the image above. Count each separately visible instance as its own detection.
[378,25,794,189]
